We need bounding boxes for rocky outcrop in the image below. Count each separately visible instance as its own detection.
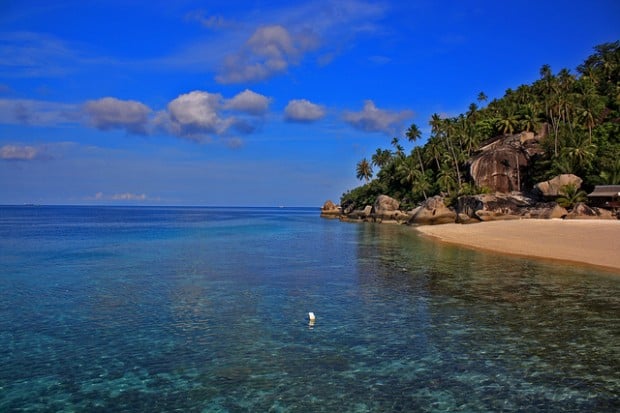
[565,202,616,220]
[374,195,399,213]
[320,200,341,217]
[373,195,408,221]
[470,132,544,193]
[534,174,583,198]
[457,193,568,222]
[343,205,374,221]
[408,196,457,225]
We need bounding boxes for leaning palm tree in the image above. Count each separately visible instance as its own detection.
[355,158,373,183]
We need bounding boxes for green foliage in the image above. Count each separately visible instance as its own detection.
[341,179,386,208]
[345,41,620,208]
[556,183,588,208]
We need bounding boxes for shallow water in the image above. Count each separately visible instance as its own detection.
[1,206,618,412]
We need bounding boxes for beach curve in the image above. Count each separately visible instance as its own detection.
[414,219,620,273]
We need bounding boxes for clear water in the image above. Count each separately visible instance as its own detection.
[0,206,618,412]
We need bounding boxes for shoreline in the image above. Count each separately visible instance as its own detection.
[414,219,620,273]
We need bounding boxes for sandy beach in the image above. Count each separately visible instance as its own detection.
[415,219,620,272]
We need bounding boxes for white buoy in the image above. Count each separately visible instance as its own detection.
[308,312,316,322]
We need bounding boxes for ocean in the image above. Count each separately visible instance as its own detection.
[0,205,618,412]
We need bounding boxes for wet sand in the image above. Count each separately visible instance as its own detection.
[415,219,620,272]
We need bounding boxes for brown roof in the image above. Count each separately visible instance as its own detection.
[588,185,620,197]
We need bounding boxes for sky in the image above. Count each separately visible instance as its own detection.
[1,1,619,207]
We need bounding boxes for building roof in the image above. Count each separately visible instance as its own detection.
[588,185,620,197]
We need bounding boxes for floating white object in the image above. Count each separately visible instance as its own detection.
[308,312,316,322]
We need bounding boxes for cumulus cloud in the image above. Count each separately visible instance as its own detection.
[155,89,272,140]
[216,25,319,83]
[0,144,42,160]
[83,97,151,134]
[224,89,271,115]
[156,90,233,139]
[343,100,414,134]
[284,99,326,122]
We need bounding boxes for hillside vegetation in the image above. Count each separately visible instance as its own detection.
[343,42,620,209]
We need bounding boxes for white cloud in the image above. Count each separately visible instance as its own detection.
[0,144,42,160]
[84,97,151,134]
[157,90,233,139]
[284,99,326,122]
[216,25,319,83]
[224,89,271,115]
[344,100,414,134]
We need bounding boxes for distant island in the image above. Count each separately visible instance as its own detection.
[322,41,620,225]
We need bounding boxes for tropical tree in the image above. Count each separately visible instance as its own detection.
[556,183,588,208]
[406,123,426,174]
[356,158,373,182]
[496,110,520,135]
[396,156,428,200]
[371,148,392,169]
[562,135,596,173]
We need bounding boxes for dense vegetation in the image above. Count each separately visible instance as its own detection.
[344,42,620,210]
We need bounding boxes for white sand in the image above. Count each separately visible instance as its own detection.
[415,219,620,272]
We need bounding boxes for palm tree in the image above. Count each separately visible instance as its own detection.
[356,158,373,182]
[425,137,442,171]
[371,148,392,169]
[437,164,457,195]
[396,157,423,198]
[599,159,620,185]
[477,91,488,104]
[406,123,426,174]
[556,183,587,208]
[519,103,539,133]
[561,135,596,173]
[391,137,404,158]
[496,110,520,135]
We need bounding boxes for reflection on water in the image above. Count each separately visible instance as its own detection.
[0,207,618,412]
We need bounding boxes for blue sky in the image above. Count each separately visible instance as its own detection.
[1,0,619,206]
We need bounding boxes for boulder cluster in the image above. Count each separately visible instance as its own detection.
[324,131,618,224]
[323,189,616,225]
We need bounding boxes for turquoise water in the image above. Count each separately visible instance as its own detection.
[1,206,618,412]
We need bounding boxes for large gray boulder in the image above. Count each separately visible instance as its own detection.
[374,195,399,213]
[470,132,543,193]
[409,196,456,225]
[534,174,583,198]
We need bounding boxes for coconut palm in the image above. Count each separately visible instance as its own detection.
[562,135,596,172]
[371,148,392,169]
[396,157,427,200]
[356,158,373,182]
[556,183,588,208]
[496,110,520,135]
[406,123,427,174]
